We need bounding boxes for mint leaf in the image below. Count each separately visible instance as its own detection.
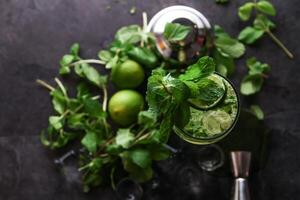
[116,128,135,149]
[246,57,270,75]
[98,50,112,62]
[80,158,103,192]
[179,56,215,82]
[195,78,225,103]
[214,25,230,38]
[59,65,71,75]
[50,89,66,114]
[162,74,190,102]
[212,49,235,77]
[215,36,245,58]
[138,110,157,128]
[127,46,158,68]
[81,64,107,87]
[146,69,189,113]
[163,22,191,42]
[254,15,276,30]
[240,74,263,95]
[49,116,63,130]
[67,113,86,129]
[257,0,276,16]
[70,43,80,56]
[149,144,170,161]
[129,149,151,168]
[115,25,142,44]
[238,2,255,21]
[122,158,153,182]
[216,0,229,4]
[81,131,99,153]
[82,98,105,118]
[238,26,264,44]
[60,54,75,66]
[250,105,264,120]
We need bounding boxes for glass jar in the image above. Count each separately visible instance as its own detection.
[173,73,240,145]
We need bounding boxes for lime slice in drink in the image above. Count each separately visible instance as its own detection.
[202,110,232,136]
[188,74,226,110]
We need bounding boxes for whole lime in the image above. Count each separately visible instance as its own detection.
[108,90,144,126]
[112,60,145,89]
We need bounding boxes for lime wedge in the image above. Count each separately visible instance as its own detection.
[188,74,227,110]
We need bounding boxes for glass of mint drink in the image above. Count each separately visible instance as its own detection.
[173,73,240,145]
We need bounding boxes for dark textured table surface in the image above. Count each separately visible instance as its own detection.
[0,0,299,199]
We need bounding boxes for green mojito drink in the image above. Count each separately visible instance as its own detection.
[174,73,240,144]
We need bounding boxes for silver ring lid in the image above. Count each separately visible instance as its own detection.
[147,5,211,34]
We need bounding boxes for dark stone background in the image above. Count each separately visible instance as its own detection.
[0,0,299,199]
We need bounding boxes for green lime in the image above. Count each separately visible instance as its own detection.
[108,90,144,126]
[112,60,145,89]
[188,74,226,110]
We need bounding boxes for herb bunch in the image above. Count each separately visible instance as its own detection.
[238,0,293,58]
[38,35,216,192]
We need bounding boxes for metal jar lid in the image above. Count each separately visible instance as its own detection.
[147,5,211,33]
[147,5,212,62]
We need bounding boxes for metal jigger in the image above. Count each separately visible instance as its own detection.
[230,151,251,200]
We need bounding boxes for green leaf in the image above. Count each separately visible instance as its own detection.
[81,64,107,87]
[49,116,63,130]
[129,149,151,168]
[246,57,270,75]
[238,26,264,44]
[81,158,103,192]
[214,25,230,38]
[149,144,170,161]
[212,49,235,77]
[67,113,86,129]
[116,128,135,149]
[127,47,158,68]
[146,69,189,113]
[179,56,216,82]
[59,65,71,75]
[194,78,226,103]
[240,74,264,95]
[98,50,112,62]
[163,22,192,42]
[60,54,75,66]
[215,37,245,58]
[82,98,105,118]
[238,2,255,21]
[138,110,157,128]
[74,64,84,77]
[50,89,66,114]
[106,144,122,155]
[105,55,119,69]
[216,0,229,4]
[250,105,264,120]
[257,0,276,16]
[174,102,190,128]
[81,131,99,153]
[76,82,92,98]
[162,74,190,103]
[115,25,142,44]
[254,15,276,30]
[70,43,80,56]
[122,158,153,182]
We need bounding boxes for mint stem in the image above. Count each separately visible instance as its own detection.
[266,30,294,59]
[102,86,108,112]
[36,79,55,91]
[70,59,106,66]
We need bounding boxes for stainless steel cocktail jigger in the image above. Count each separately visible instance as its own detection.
[230,151,251,200]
